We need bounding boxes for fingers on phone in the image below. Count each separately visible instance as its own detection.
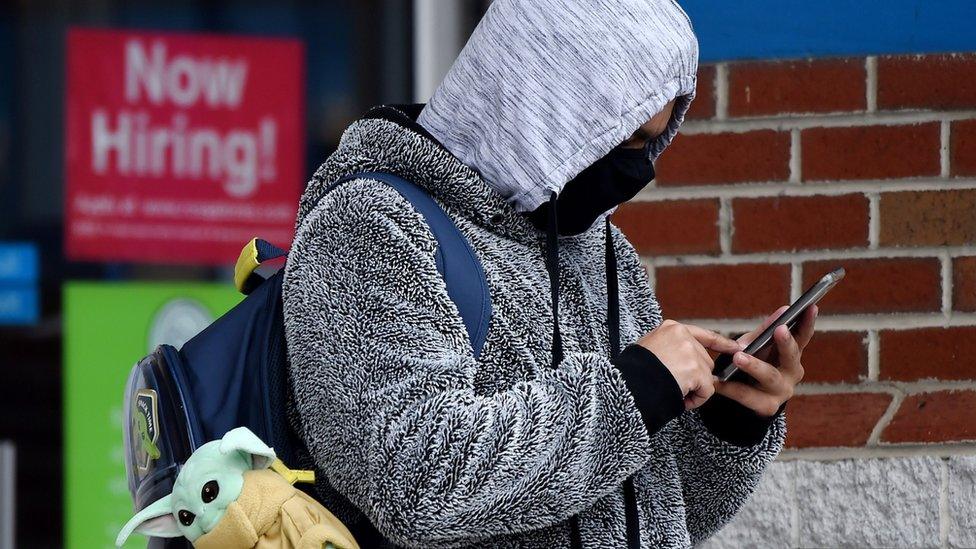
[773,325,800,358]
[732,351,780,386]
[775,325,807,382]
[745,305,789,345]
[687,324,742,353]
[764,305,789,328]
[775,325,801,367]
[796,305,819,349]
[716,381,781,417]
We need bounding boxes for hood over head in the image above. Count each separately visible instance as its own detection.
[417,0,699,213]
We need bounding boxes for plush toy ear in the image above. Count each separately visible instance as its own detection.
[116,494,181,547]
[219,426,277,469]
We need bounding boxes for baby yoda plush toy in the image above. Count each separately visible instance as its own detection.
[116,427,359,549]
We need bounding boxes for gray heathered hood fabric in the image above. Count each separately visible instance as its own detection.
[417,0,699,213]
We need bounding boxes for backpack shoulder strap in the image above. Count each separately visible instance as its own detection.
[325,171,491,358]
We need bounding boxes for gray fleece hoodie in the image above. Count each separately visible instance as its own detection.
[282,1,786,548]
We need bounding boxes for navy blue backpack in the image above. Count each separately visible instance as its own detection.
[122,172,491,547]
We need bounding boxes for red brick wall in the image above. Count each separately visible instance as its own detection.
[614,53,976,452]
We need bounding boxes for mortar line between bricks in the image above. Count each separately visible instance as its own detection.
[939,458,950,548]
[684,313,976,332]
[941,120,951,178]
[646,245,976,266]
[789,128,802,183]
[714,63,729,120]
[635,177,976,201]
[680,109,976,134]
[790,263,801,302]
[778,444,976,461]
[797,380,976,395]
[867,389,904,444]
[718,197,731,255]
[942,252,953,319]
[868,330,880,381]
[865,56,878,113]
[868,192,880,249]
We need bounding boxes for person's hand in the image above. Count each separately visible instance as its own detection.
[636,320,744,410]
[715,305,819,417]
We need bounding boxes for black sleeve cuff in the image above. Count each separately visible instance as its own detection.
[612,344,686,437]
[698,393,787,447]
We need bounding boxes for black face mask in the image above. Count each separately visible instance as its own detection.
[526,141,655,236]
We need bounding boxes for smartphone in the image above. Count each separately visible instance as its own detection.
[713,267,846,382]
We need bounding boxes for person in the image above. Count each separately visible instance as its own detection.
[281,0,817,547]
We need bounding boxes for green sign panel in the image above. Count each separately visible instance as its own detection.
[63,282,241,548]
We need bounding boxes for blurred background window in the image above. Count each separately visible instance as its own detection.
[0,2,487,546]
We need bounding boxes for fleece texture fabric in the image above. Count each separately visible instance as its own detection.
[282,105,786,548]
[416,0,699,213]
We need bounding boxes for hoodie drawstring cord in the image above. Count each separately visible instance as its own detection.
[607,218,642,549]
[605,218,620,360]
[545,191,565,369]
[544,191,583,549]
[545,194,633,549]
[544,197,623,365]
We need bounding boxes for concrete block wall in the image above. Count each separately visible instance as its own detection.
[613,53,976,547]
[702,456,976,548]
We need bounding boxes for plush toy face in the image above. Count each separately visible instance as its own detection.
[167,444,249,540]
[116,427,277,546]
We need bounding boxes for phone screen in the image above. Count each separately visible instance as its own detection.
[712,267,845,382]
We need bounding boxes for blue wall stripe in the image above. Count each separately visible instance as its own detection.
[680,0,976,62]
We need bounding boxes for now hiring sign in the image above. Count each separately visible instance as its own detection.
[65,29,304,266]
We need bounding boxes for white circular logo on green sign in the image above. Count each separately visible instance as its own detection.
[148,298,214,352]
